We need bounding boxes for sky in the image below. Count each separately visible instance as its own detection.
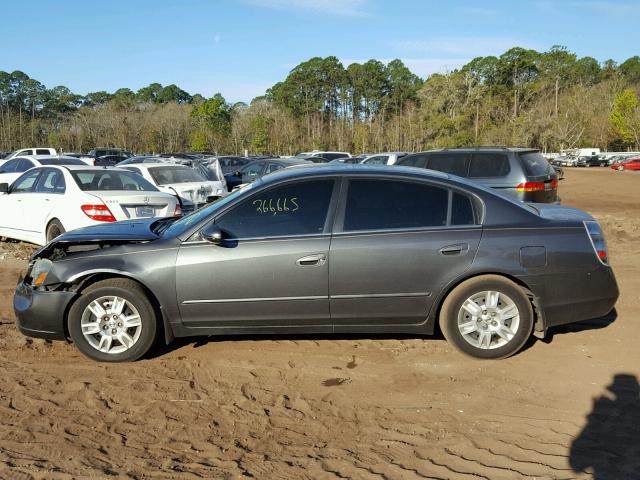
[1,0,636,103]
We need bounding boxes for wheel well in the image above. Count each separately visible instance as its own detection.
[432,272,543,335]
[64,273,167,343]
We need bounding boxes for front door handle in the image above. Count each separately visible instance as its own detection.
[439,243,469,256]
[296,254,326,266]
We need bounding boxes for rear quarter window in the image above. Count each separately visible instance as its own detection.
[520,152,553,176]
[468,153,510,177]
[427,153,470,177]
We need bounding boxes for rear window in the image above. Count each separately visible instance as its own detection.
[149,166,207,185]
[397,154,428,168]
[39,158,86,166]
[468,153,510,177]
[427,154,470,177]
[520,152,553,176]
[71,170,158,191]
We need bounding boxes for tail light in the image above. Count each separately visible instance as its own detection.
[81,204,116,222]
[550,179,558,189]
[584,221,609,265]
[516,181,545,192]
[173,203,182,217]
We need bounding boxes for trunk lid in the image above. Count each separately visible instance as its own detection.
[532,203,594,222]
[86,191,176,220]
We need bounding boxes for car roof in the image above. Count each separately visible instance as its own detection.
[409,147,538,154]
[56,165,133,172]
[9,155,82,162]
[122,163,191,171]
[258,164,450,184]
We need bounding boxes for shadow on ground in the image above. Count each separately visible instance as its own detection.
[570,373,640,479]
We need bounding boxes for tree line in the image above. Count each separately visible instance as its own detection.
[1,45,640,155]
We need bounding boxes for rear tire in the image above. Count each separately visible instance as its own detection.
[439,275,533,359]
[46,219,65,242]
[68,278,157,362]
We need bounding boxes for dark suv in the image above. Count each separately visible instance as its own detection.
[397,148,559,203]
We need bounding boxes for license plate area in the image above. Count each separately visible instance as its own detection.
[136,206,155,217]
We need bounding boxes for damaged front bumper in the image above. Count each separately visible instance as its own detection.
[14,276,76,340]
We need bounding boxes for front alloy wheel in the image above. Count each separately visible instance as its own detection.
[81,296,143,354]
[68,278,157,362]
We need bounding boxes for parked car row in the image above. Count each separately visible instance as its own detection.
[0,145,587,249]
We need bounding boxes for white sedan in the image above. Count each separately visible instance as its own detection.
[121,163,227,214]
[0,165,179,245]
[0,155,88,185]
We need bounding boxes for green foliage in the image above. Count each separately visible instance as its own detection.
[1,46,640,153]
[191,94,231,134]
[190,129,209,151]
[609,89,639,145]
[249,114,273,153]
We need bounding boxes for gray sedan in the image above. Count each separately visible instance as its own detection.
[14,165,618,362]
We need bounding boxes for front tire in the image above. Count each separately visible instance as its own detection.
[68,278,157,362]
[439,275,533,359]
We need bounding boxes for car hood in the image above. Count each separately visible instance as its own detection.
[33,218,161,260]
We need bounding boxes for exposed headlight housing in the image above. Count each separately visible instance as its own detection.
[31,259,54,286]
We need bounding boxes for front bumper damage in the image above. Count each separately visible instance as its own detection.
[14,276,76,340]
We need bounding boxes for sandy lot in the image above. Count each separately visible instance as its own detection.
[1,168,639,480]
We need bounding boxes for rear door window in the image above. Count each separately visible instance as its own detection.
[16,159,35,172]
[427,153,470,177]
[216,180,334,239]
[343,179,449,231]
[36,149,51,155]
[468,153,510,177]
[520,152,553,176]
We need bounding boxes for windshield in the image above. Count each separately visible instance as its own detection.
[149,166,207,185]
[71,170,159,191]
[162,183,254,237]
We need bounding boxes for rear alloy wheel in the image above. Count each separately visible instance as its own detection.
[46,219,65,242]
[440,275,533,359]
[618,165,625,171]
[68,278,157,362]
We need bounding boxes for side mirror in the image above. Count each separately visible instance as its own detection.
[201,223,223,244]
[0,183,8,194]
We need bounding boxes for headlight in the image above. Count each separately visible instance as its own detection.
[31,259,53,286]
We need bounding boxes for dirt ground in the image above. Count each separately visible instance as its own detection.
[0,168,639,480]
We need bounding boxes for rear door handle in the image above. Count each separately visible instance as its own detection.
[439,243,469,256]
[296,254,326,266]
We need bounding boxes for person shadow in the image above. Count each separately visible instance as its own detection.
[569,373,640,479]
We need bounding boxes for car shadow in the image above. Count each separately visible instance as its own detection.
[538,309,617,344]
[144,310,616,360]
[144,331,442,360]
[569,373,640,479]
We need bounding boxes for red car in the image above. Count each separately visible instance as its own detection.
[611,157,640,171]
